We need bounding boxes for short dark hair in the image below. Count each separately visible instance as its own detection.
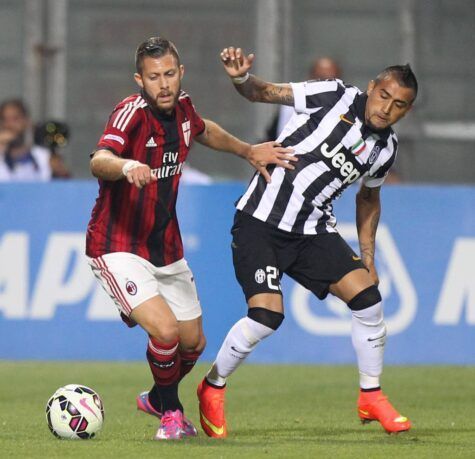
[0,98,29,120]
[375,64,418,101]
[135,37,180,74]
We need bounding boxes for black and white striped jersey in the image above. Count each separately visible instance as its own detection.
[236,79,398,234]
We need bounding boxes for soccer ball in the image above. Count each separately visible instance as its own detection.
[45,384,104,439]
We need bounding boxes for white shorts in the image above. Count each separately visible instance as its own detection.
[88,253,202,321]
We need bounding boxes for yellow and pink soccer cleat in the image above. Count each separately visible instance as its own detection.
[136,391,197,437]
[154,409,184,440]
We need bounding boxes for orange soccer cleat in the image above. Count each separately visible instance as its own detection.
[197,379,227,438]
[358,389,412,434]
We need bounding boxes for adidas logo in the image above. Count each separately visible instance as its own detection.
[146,137,157,148]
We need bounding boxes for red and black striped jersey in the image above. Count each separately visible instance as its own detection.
[86,90,205,266]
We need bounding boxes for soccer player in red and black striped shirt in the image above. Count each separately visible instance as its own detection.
[86,37,296,440]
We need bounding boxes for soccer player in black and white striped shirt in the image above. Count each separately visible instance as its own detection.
[198,47,418,437]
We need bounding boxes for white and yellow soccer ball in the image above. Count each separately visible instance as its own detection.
[45,384,104,439]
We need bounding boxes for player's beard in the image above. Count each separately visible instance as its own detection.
[143,85,181,116]
[366,115,390,132]
[156,91,180,115]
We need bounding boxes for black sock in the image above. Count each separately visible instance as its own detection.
[156,382,183,413]
[148,384,162,412]
[205,377,226,390]
[361,386,381,392]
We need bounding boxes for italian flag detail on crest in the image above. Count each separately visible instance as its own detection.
[351,138,366,156]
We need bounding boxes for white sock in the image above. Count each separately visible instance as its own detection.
[206,316,274,386]
[351,302,386,389]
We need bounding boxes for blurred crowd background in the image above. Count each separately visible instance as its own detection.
[1,0,474,183]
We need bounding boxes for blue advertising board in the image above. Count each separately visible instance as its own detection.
[0,182,474,364]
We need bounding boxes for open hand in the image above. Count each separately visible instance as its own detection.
[247,142,297,183]
[220,47,255,78]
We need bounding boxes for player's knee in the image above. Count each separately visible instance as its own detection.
[349,286,384,328]
[347,285,381,311]
[195,334,206,353]
[247,307,285,331]
[181,333,206,354]
[189,336,206,354]
[148,319,179,344]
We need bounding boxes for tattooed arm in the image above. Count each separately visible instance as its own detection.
[235,75,294,105]
[356,183,381,285]
[219,46,294,106]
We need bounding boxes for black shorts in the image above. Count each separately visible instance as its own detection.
[231,211,366,301]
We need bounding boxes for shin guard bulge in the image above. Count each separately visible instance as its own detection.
[349,287,385,389]
[208,308,284,384]
[146,337,181,386]
[179,349,202,381]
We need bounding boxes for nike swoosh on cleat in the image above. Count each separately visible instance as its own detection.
[200,410,225,435]
[359,409,370,416]
[352,256,361,261]
[394,416,408,422]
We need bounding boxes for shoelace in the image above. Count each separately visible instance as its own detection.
[161,412,181,429]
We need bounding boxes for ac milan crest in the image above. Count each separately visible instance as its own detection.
[182,120,191,147]
[125,281,137,296]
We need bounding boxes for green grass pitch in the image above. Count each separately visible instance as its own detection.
[1,362,474,458]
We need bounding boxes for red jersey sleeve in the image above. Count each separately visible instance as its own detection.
[96,94,147,156]
[190,105,205,137]
[179,92,205,138]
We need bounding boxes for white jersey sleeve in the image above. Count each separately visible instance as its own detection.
[290,79,343,115]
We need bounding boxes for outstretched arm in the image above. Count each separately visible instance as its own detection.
[195,119,297,183]
[220,46,294,106]
[90,149,157,189]
[356,183,381,285]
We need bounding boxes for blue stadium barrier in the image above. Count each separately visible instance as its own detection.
[0,182,474,364]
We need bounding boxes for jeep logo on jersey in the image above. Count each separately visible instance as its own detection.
[182,120,191,147]
[320,142,361,184]
[290,223,417,336]
[125,281,137,296]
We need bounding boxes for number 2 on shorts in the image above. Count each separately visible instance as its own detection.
[266,266,280,291]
